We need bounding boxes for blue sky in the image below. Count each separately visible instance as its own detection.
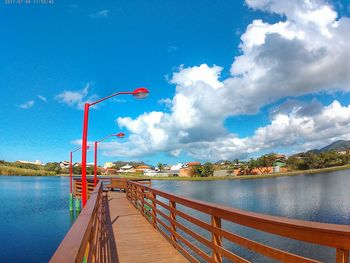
[1,0,350,166]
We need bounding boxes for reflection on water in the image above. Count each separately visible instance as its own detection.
[153,170,350,262]
[0,176,71,263]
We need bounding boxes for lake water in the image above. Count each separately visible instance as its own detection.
[1,170,350,262]
[0,176,72,263]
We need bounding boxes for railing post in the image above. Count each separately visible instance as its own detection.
[141,188,145,216]
[130,183,133,203]
[134,184,138,208]
[136,185,140,210]
[136,185,141,211]
[126,182,129,200]
[211,215,222,263]
[336,248,349,263]
[151,192,157,229]
[170,200,177,243]
[131,184,136,207]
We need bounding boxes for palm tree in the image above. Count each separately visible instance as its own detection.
[157,163,164,171]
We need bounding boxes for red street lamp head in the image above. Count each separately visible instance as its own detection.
[116,132,125,138]
[133,87,149,99]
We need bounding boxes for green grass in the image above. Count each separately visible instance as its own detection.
[114,165,350,181]
[0,165,56,176]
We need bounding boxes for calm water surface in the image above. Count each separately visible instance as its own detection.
[1,170,350,262]
[0,176,72,263]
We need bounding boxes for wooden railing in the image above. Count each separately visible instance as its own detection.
[50,182,116,263]
[73,178,150,198]
[128,178,152,186]
[73,178,97,199]
[126,180,350,263]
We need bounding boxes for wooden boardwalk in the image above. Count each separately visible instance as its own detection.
[51,181,350,263]
[107,192,188,263]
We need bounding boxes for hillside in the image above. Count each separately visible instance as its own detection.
[308,140,350,154]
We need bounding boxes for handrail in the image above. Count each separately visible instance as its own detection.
[126,180,350,263]
[73,178,97,199]
[50,182,111,263]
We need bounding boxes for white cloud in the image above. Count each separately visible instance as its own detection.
[55,83,98,110]
[89,9,110,18]
[107,100,350,161]
[158,98,172,108]
[19,100,35,109]
[100,0,350,161]
[37,95,47,102]
[171,64,224,90]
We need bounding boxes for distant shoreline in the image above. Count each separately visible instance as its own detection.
[2,164,350,180]
[114,165,350,181]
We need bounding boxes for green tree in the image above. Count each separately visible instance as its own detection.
[157,163,164,171]
[320,151,342,168]
[286,156,304,170]
[303,153,316,169]
[201,162,214,177]
[257,153,276,167]
[73,165,82,175]
[247,158,259,169]
[339,153,350,165]
[86,166,95,175]
[302,153,323,169]
[45,162,62,174]
[192,163,214,177]
[192,165,202,177]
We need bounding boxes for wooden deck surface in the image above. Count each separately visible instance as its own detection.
[107,192,188,263]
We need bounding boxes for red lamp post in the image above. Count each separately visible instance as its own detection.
[69,145,89,211]
[69,146,81,194]
[93,132,125,186]
[69,145,90,193]
[80,87,149,207]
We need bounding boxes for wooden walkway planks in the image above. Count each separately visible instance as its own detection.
[107,192,188,263]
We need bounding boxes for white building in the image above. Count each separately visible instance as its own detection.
[143,170,170,177]
[59,161,70,169]
[59,161,79,169]
[87,162,94,167]
[17,160,43,165]
[170,163,183,171]
[118,164,135,173]
[104,162,115,169]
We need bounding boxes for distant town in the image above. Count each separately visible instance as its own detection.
[2,140,350,178]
